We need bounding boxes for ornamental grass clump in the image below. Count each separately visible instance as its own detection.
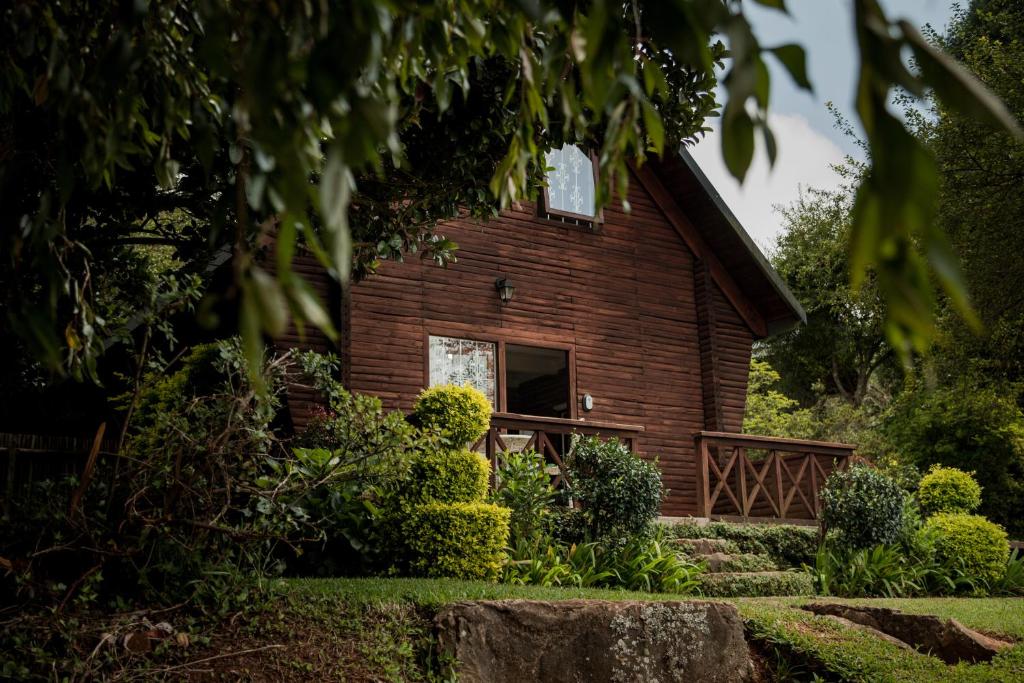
[916,465,982,516]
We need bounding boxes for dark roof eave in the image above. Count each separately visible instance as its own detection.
[676,146,807,329]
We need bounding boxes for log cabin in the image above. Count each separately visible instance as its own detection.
[282,145,854,521]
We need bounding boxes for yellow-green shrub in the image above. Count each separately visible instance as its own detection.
[917,465,982,516]
[922,513,1009,588]
[403,502,510,579]
[406,449,489,504]
[413,384,492,446]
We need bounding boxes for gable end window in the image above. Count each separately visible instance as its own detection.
[542,144,598,222]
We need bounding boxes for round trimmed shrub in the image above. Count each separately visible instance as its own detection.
[917,465,982,517]
[403,501,511,579]
[406,449,490,504]
[819,463,906,551]
[922,512,1009,588]
[564,436,662,541]
[413,384,492,446]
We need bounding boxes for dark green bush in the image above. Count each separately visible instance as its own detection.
[490,449,556,543]
[289,352,420,575]
[402,501,510,580]
[412,384,492,446]
[887,383,1024,535]
[405,449,490,505]
[670,521,818,568]
[1,340,352,611]
[922,512,1009,588]
[916,465,982,516]
[563,435,662,541]
[819,464,906,551]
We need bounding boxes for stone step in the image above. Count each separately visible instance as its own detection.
[672,537,740,556]
[700,552,777,573]
[699,571,814,598]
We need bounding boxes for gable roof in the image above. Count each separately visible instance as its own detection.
[646,147,806,337]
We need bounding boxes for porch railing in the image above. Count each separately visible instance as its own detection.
[473,412,644,488]
[694,431,854,522]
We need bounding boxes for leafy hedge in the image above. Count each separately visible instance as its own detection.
[405,449,490,505]
[403,502,511,580]
[820,464,906,550]
[887,383,1024,536]
[563,435,662,541]
[917,465,982,516]
[671,521,818,569]
[923,513,1009,588]
[412,384,492,446]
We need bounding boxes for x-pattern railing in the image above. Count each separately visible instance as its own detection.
[695,431,854,521]
[473,412,644,489]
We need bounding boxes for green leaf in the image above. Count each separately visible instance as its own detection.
[249,267,288,338]
[641,99,665,155]
[288,276,338,341]
[721,109,755,183]
[320,148,353,282]
[767,44,812,91]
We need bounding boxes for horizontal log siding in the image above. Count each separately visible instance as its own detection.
[344,171,755,516]
[712,281,754,434]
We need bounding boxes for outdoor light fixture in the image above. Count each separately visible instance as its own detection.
[495,277,515,305]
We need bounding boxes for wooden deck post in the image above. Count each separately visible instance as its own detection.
[695,435,710,517]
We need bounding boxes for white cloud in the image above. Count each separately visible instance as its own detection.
[688,113,847,253]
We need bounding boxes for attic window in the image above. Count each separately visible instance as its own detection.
[543,144,598,221]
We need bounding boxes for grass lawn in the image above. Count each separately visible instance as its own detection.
[272,579,1024,682]
[22,579,1018,681]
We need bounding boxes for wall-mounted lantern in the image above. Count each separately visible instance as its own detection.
[495,277,515,305]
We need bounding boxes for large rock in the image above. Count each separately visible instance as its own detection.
[802,603,1012,664]
[435,599,753,682]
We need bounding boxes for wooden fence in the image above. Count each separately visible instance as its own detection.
[694,431,855,522]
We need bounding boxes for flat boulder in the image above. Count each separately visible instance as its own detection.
[435,599,753,682]
[802,603,1012,664]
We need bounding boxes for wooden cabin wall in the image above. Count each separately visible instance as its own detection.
[336,169,758,517]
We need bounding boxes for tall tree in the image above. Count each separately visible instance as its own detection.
[912,0,1024,392]
[763,188,893,407]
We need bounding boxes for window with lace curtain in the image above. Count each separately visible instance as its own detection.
[543,144,597,220]
[428,335,496,406]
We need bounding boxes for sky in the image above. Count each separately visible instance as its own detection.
[689,0,958,254]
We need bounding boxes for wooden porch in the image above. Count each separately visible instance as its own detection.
[473,412,644,489]
[695,431,855,523]
[473,415,853,522]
